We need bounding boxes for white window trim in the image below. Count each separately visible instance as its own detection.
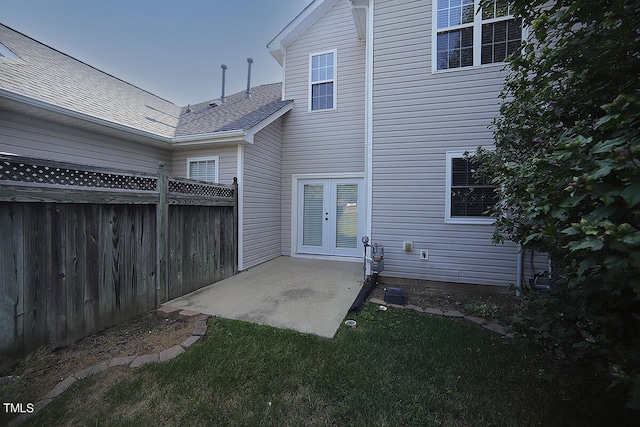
[187,156,219,183]
[445,151,495,225]
[308,49,337,112]
[431,0,524,73]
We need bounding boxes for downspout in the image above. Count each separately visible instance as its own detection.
[366,0,374,276]
[352,0,374,275]
[516,245,523,297]
[237,144,244,271]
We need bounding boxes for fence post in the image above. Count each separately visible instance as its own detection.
[233,177,239,275]
[156,163,169,307]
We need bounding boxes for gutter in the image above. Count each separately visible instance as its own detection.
[171,129,248,147]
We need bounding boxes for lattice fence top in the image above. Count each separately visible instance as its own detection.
[0,159,157,191]
[168,179,235,198]
[0,155,237,200]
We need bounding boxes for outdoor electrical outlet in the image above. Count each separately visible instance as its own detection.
[420,250,429,260]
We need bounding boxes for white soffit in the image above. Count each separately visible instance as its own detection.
[267,0,339,65]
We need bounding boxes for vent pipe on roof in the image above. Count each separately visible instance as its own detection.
[245,58,253,99]
[220,64,227,103]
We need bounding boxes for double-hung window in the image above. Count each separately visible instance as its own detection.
[434,0,522,71]
[187,156,219,183]
[309,50,336,111]
[445,152,497,224]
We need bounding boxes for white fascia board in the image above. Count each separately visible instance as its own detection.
[267,0,339,65]
[0,88,172,146]
[173,101,292,147]
[244,102,293,143]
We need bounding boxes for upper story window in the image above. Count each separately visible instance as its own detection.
[445,151,497,224]
[187,156,219,183]
[309,50,336,111]
[434,0,522,71]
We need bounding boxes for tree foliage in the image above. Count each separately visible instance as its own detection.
[474,0,640,408]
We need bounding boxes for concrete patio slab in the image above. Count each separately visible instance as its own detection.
[164,257,363,338]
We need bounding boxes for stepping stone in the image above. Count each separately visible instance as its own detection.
[443,310,465,318]
[130,353,159,368]
[32,398,52,413]
[424,307,444,316]
[44,376,77,400]
[464,315,486,325]
[483,323,507,336]
[74,362,108,379]
[110,355,136,367]
[157,306,181,318]
[406,304,424,313]
[181,335,201,349]
[159,345,184,362]
[7,399,49,427]
[178,309,201,321]
[193,321,207,336]
[369,298,386,306]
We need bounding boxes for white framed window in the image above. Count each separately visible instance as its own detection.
[187,156,219,183]
[445,151,497,224]
[433,0,523,71]
[309,50,337,111]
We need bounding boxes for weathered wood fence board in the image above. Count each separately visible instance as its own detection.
[167,205,236,299]
[0,154,237,359]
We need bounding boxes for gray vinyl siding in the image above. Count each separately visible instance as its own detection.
[0,109,170,173]
[370,0,524,286]
[171,146,238,185]
[280,0,366,256]
[243,121,282,268]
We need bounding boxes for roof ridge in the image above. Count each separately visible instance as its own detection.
[0,22,177,106]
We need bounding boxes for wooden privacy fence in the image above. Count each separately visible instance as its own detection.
[0,154,237,359]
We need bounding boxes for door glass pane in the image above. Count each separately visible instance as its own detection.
[303,184,324,247]
[335,184,358,249]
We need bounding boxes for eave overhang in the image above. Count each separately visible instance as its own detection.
[0,88,172,148]
[349,0,369,41]
[267,0,339,65]
[1,89,293,150]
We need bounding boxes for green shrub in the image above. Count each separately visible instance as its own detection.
[474,0,640,408]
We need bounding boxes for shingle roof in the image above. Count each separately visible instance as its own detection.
[0,24,290,140]
[0,24,182,138]
[175,83,290,137]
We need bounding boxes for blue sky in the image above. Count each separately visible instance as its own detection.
[3,0,311,106]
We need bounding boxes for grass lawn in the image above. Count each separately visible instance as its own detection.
[17,304,631,426]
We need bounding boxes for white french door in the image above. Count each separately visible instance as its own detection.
[297,178,364,257]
